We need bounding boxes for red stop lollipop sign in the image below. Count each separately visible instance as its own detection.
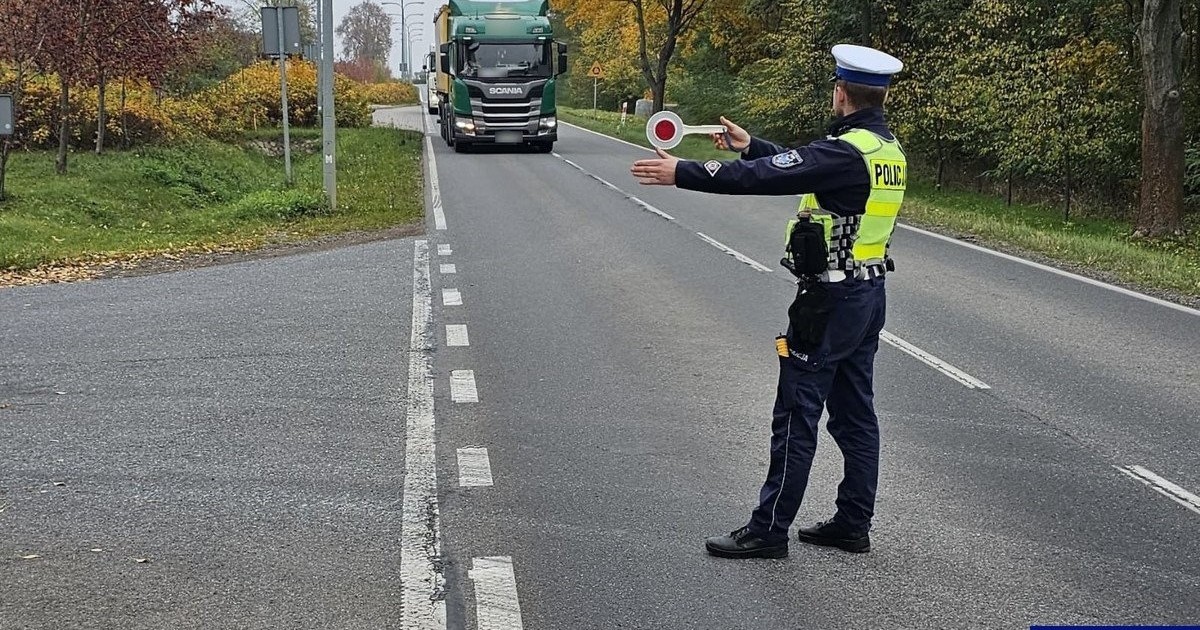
[646,111,727,150]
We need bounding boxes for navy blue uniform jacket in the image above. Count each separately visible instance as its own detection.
[675,107,896,219]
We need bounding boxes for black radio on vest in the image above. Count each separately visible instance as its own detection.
[781,211,828,278]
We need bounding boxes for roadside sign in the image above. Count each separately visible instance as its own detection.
[261,6,302,58]
[588,62,605,79]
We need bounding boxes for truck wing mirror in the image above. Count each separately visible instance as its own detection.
[439,43,451,75]
[556,41,568,76]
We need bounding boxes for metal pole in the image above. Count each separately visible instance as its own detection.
[315,0,323,116]
[276,5,293,185]
[321,0,337,209]
[593,77,597,116]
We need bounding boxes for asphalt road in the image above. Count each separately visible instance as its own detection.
[3,106,1198,629]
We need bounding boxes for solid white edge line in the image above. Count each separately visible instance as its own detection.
[456,447,494,487]
[437,244,452,256]
[442,288,462,306]
[440,263,457,274]
[1116,465,1200,516]
[695,232,773,273]
[425,136,447,231]
[400,240,448,630]
[446,324,469,347]
[552,153,676,221]
[897,224,1198,317]
[879,330,991,390]
[469,556,524,630]
[564,119,1199,317]
[450,369,478,403]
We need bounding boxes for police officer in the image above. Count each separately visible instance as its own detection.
[630,44,906,558]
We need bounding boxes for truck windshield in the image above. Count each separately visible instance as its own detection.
[459,42,551,79]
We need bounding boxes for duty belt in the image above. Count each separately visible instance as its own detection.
[818,263,887,283]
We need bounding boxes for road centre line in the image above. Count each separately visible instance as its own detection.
[695,232,774,273]
[424,136,447,231]
[440,263,457,274]
[469,557,525,630]
[437,244,452,256]
[450,370,479,403]
[400,240,448,630]
[879,331,991,390]
[446,324,469,347]
[1115,465,1200,516]
[552,153,676,221]
[456,447,494,487]
[442,288,463,306]
[562,120,1199,317]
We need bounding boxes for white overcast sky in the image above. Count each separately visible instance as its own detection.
[218,0,439,72]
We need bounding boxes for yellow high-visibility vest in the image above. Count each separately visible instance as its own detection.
[795,128,906,271]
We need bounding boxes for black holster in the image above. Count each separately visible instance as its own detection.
[787,277,833,351]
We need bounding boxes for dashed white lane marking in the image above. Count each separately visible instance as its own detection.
[553,153,676,221]
[440,263,457,274]
[450,370,478,403]
[400,240,448,630]
[880,330,991,390]
[442,288,462,306]
[695,232,773,273]
[897,224,1200,318]
[456,447,494,487]
[1115,465,1200,516]
[424,136,447,230]
[561,120,653,153]
[446,324,469,347]
[469,556,525,630]
[437,244,452,256]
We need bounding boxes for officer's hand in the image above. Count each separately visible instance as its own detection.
[713,116,750,152]
[631,149,679,186]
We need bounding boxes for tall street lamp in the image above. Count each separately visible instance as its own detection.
[382,1,425,78]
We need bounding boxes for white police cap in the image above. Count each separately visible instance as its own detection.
[832,44,903,87]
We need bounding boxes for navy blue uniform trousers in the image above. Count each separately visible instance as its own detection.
[748,276,887,543]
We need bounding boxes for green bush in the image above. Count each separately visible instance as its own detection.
[229,189,329,221]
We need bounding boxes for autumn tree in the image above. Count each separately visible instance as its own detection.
[337,2,393,66]
[0,0,48,199]
[1136,0,1186,235]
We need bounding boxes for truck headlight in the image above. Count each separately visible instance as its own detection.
[538,116,557,133]
[455,119,476,136]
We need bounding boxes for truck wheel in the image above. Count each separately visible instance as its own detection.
[454,141,471,153]
[533,142,554,153]
[427,105,437,115]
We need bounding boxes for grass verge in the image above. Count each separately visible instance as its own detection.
[560,106,1200,301]
[0,126,423,277]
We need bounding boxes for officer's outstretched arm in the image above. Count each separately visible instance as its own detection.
[675,143,857,196]
[741,137,791,160]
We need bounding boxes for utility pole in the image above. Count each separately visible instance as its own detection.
[321,0,337,209]
[276,5,293,184]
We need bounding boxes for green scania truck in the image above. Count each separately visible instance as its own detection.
[433,0,567,153]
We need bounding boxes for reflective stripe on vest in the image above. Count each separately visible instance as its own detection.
[796,128,906,270]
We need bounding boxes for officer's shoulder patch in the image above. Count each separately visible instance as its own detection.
[703,160,722,177]
[771,150,803,169]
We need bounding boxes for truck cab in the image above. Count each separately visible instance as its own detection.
[424,51,438,115]
[434,0,567,153]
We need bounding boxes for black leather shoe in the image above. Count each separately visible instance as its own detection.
[705,526,788,559]
[796,519,871,553]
